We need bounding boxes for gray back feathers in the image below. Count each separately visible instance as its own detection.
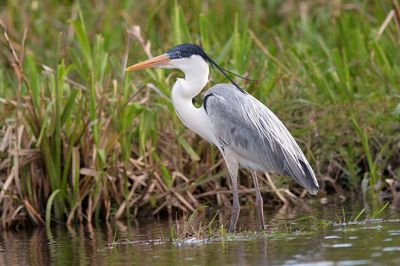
[203,84,319,194]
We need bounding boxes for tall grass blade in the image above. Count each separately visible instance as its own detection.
[46,189,61,228]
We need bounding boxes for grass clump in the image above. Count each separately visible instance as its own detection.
[0,0,399,228]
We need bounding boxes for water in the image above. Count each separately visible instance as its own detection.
[1,201,400,265]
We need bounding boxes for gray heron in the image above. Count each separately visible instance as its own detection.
[126,43,319,232]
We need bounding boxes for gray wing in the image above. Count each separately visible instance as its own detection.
[203,84,319,194]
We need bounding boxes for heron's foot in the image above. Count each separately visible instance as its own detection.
[229,202,240,234]
[255,204,265,231]
[229,220,239,233]
[258,224,267,231]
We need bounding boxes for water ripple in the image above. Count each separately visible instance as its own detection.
[382,246,400,252]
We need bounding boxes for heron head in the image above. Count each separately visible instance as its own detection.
[126,43,249,92]
[126,43,209,72]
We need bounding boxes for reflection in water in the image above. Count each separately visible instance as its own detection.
[0,201,399,265]
[0,228,50,265]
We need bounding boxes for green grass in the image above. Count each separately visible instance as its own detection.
[0,0,399,228]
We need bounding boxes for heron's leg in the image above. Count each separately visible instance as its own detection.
[223,150,240,233]
[251,171,265,230]
[228,167,240,233]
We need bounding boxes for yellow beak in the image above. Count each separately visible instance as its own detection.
[125,54,170,72]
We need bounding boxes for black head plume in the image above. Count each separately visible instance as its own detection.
[167,43,255,93]
[166,43,209,61]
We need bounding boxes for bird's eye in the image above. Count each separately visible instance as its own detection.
[175,51,181,57]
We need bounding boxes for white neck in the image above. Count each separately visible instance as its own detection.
[170,55,217,144]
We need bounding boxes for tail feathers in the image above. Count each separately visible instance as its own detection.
[299,160,319,195]
[284,158,319,195]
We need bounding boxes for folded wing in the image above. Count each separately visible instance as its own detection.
[203,83,319,194]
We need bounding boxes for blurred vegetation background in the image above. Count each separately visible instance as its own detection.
[0,0,399,228]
